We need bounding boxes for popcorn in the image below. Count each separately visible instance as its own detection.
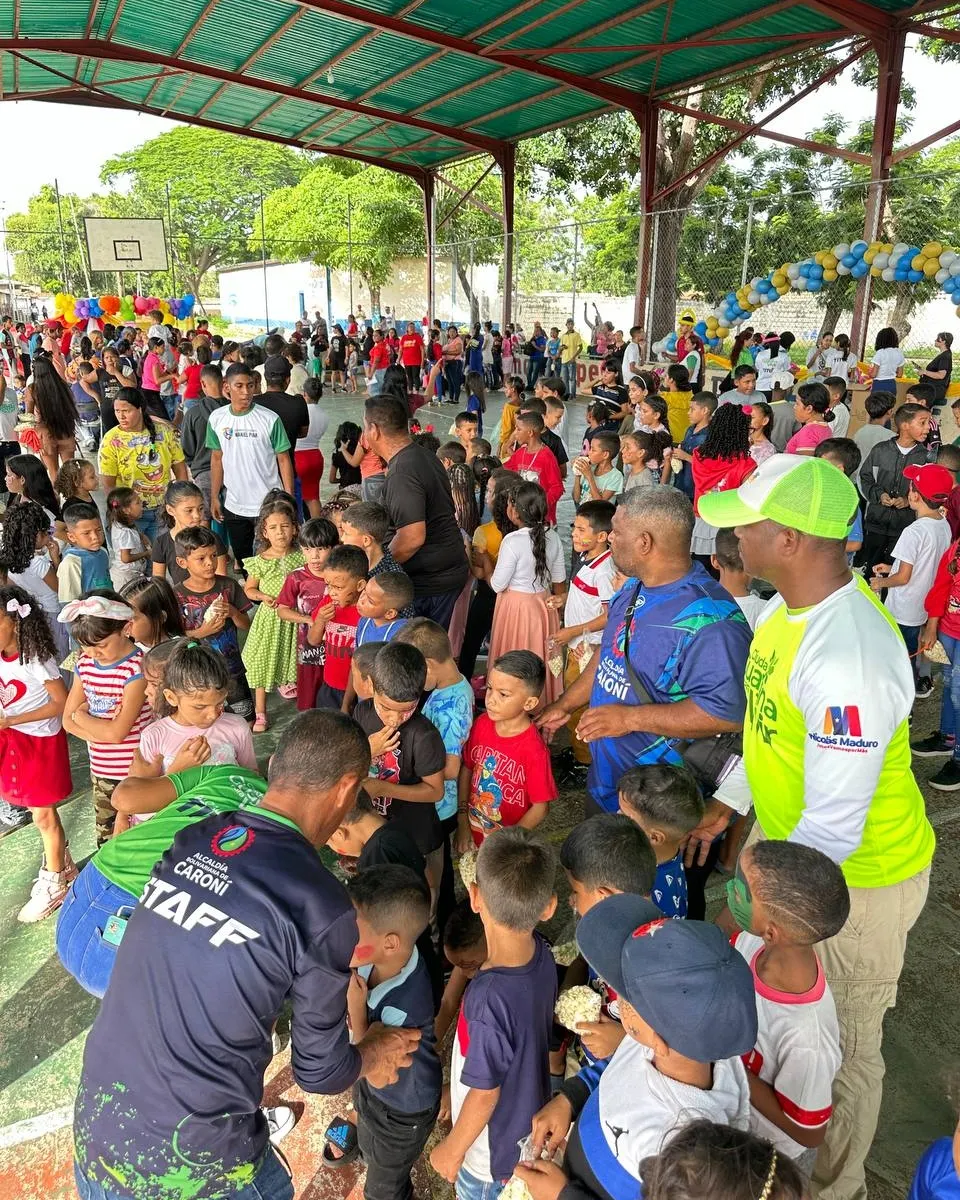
[500,1176,534,1200]
[458,849,478,888]
[551,941,578,967]
[554,985,602,1031]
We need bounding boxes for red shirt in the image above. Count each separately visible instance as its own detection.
[505,444,564,524]
[369,341,391,372]
[312,602,359,690]
[463,713,557,845]
[925,539,960,637]
[182,363,203,400]
[400,332,424,367]
[691,452,756,514]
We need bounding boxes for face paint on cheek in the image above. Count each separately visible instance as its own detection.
[725,867,754,932]
[353,943,375,961]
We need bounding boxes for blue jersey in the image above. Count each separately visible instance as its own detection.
[910,1138,960,1200]
[424,675,475,821]
[74,808,361,1199]
[652,851,688,919]
[587,566,751,813]
[355,616,407,646]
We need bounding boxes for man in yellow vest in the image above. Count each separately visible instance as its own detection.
[699,454,934,1200]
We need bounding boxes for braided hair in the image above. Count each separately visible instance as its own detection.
[0,500,53,574]
[511,481,550,587]
[115,386,159,445]
[0,583,58,664]
[698,403,752,463]
[447,462,479,536]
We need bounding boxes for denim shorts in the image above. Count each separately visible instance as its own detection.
[56,862,138,998]
[456,1167,506,1200]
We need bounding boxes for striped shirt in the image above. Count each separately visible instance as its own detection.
[75,647,151,779]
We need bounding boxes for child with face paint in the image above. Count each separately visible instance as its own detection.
[333,865,442,1191]
[728,840,849,1170]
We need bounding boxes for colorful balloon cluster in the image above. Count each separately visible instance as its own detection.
[708,240,960,334]
[51,292,197,324]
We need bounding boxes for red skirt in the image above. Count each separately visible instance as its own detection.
[0,726,73,808]
[294,448,325,502]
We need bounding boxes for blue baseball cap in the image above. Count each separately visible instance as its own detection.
[576,893,758,1063]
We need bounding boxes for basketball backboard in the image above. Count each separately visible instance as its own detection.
[84,217,169,272]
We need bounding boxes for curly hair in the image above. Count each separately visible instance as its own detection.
[333,421,362,453]
[55,458,95,502]
[637,393,669,427]
[31,356,80,442]
[254,499,299,552]
[0,583,58,664]
[0,501,54,574]
[698,402,752,462]
[510,481,550,587]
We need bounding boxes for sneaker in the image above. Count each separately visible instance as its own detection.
[929,759,960,791]
[911,732,955,757]
[0,798,31,837]
[17,867,70,923]
[64,849,79,885]
[915,678,935,700]
[264,1105,297,1146]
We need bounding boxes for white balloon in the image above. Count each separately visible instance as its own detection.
[748,290,760,304]
[760,293,773,305]
[795,277,808,291]
[951,261,960,276]
[936,268,950,284]
[888,253,900,269]
[652,339,666,354]
[787,264,800,279]
[836,263,851,275]
[881,268,896,282]
[940,250,956,267]
[893,242,908,255]
[750,277,761,290]
[833,243,850,258]
[873,253,889,269]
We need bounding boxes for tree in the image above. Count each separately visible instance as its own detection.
[101,127,307,301]
[5,186,118,295]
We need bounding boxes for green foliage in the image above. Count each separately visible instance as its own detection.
[4,186,115,294]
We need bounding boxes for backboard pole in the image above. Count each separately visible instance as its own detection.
[166,183,177,298]
[259,191,269,332]
[54,179,70,293]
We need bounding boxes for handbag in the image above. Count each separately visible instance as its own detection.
[620,583,743,791]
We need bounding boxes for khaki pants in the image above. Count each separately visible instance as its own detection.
[564,648,592,765]
[745,825,930,1200]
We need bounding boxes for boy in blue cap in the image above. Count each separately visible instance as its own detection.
[517,894,758,1200]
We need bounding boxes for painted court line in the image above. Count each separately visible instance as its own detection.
[0,1104,73,1149]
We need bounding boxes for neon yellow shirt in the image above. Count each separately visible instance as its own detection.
[743,575,934,889]
[560,331,583,364]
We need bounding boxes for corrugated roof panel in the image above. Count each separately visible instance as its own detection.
[425,72,549,127]
[113,0,206,56]
[185,0,300,72]
[172,76,230,115]
[476,0,620,49]
[373,53,500,111]
[475,91,610,139]
[311,34,439,99]
[203,84,281,124]
[13,0,90,38]
[413,0,535,40]
[251,21,360,88]
[254,99,328,135]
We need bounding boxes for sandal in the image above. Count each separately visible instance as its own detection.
[253,714,268,734]
[278,683,298,701]
[322,1115,360,1168]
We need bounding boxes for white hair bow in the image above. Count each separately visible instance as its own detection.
[6,599,31,619]
[58,596,135,624]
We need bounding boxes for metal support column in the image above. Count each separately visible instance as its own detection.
[346,194,354,317]
[54,178,69,292]
[422,172,436,325]
[634,99,659,330]
[259,191,269,331]
[500,145,516,329]
[850,28,906,357]
[166,182,177,298]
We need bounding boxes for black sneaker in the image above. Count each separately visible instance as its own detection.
[929,759,960,791]
[915,678,935,700]
[911,732,955,757]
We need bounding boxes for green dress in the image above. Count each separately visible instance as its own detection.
[240,550,304,690]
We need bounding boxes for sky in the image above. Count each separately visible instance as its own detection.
[0,37,954,219]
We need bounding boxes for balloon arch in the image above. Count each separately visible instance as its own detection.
[51,292,197,325]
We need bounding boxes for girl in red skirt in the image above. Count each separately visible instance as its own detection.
[0,584,74,923]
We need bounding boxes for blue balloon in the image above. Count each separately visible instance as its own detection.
[895,267,909,281]
[908,269,923,283]
[665,332,678,352]
[851,241,868,256]
[841,254,856,268]
[809,265,823,280]
[798,262,811,277]
[807,278,823,292]
[694,321,708,336]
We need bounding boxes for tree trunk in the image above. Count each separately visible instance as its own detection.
[456,261,479,326]
[890,285,914,342]
[369,284,382,313]
[649,207,683,339]
[817,289,847,338]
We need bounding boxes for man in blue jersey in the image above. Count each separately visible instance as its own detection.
[73,710,421,1200]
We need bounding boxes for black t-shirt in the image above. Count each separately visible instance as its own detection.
[383,441,470,597]
[353,699,446,854]
[540,427,569,467]
[926,349,953,403]
[592,382,628,409]
[96,370,122,433]
[257,391,309,466]
[332,449,362,488]
[152,529,228,585]
[328,334,345,364]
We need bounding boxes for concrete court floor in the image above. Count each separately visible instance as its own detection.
[0,384,957,1199]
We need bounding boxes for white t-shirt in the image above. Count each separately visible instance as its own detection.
[110,523,147,590]
[830,402,850,439]
[735,932,841,1161]
[0,652,62,736]
[490,528,566,594]
[884,516,952,626]
[826,349,858,382]
[9,553,60,622]
[871,346,905,381]
[735,592,769,631]
[205,404,289,518]
[295,404,329,453]
[482,331,494,366]
[621,341,643,384]
[564,550,616,653]
[592,1039,750,1183]
[288,363,310,396]
[0,382,17,441]
[755,348,792,391]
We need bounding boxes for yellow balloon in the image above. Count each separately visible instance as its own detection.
[870,266,882,277]
[863,249,876,264]
[922,242,943,258]
[911,254,925,271]
[815,251,826,265]
[778,285,790,296]
[883,243,894,254]
[717,326,729,338]
[924,259,939,277]
[823,253,838,270]
[823,268,838,282]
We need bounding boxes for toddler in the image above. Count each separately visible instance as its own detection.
[106,487,150,591]
[309,543,367,711]
[276,516,339,711]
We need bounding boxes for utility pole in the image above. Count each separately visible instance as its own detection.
[54,178,69,291]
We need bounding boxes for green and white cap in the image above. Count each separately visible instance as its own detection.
[698,454,858,540]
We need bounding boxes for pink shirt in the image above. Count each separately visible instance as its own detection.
[785,423,832,455]
[141,351,162,391]
[138,713,258,772]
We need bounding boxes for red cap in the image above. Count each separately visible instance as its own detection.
[903,463,955,504]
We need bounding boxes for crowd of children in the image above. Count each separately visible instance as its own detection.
[2,313,960,1200]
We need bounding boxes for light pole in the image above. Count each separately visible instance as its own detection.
[0,203,15,319]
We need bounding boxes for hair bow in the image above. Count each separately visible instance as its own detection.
[58,596,135,624]
[6,599,31,618]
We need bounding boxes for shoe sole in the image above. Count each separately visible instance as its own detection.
[0,821,31,839]
[912,746,954,757]
[17,895,68,923]
[915,690,935,700]
[929,777,960,791]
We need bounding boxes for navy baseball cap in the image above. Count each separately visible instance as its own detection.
[576,893,758,1063]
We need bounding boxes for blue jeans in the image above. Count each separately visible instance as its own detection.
[56,863,137,997]
[526,356,544,390]
[456,1167,505,1200]
[938,632,960,754]
[561,360,577,397]
[74,1150,294,1200]
[162,391,179,420]
[369,368,387,396]
[135,506,161,545]
[445,360,464,404]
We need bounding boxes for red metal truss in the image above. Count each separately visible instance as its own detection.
[905,19,960,37]
[503,31,843,56]
[891,115,960,162]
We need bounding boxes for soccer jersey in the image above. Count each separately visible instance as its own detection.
[355,616,408,646]
[277,567,328,667]
[743,575,935,888]
[463,714,557,844]
[75,647,151,779]
[734,932,840,1160]
[564,551,616,655]
[450,934,557,1181]
[0,652,62,736]
[317,603,359,691]
[423,675,475,821]
[205,404,290,518]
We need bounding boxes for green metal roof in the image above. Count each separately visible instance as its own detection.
[0,0,923,175]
